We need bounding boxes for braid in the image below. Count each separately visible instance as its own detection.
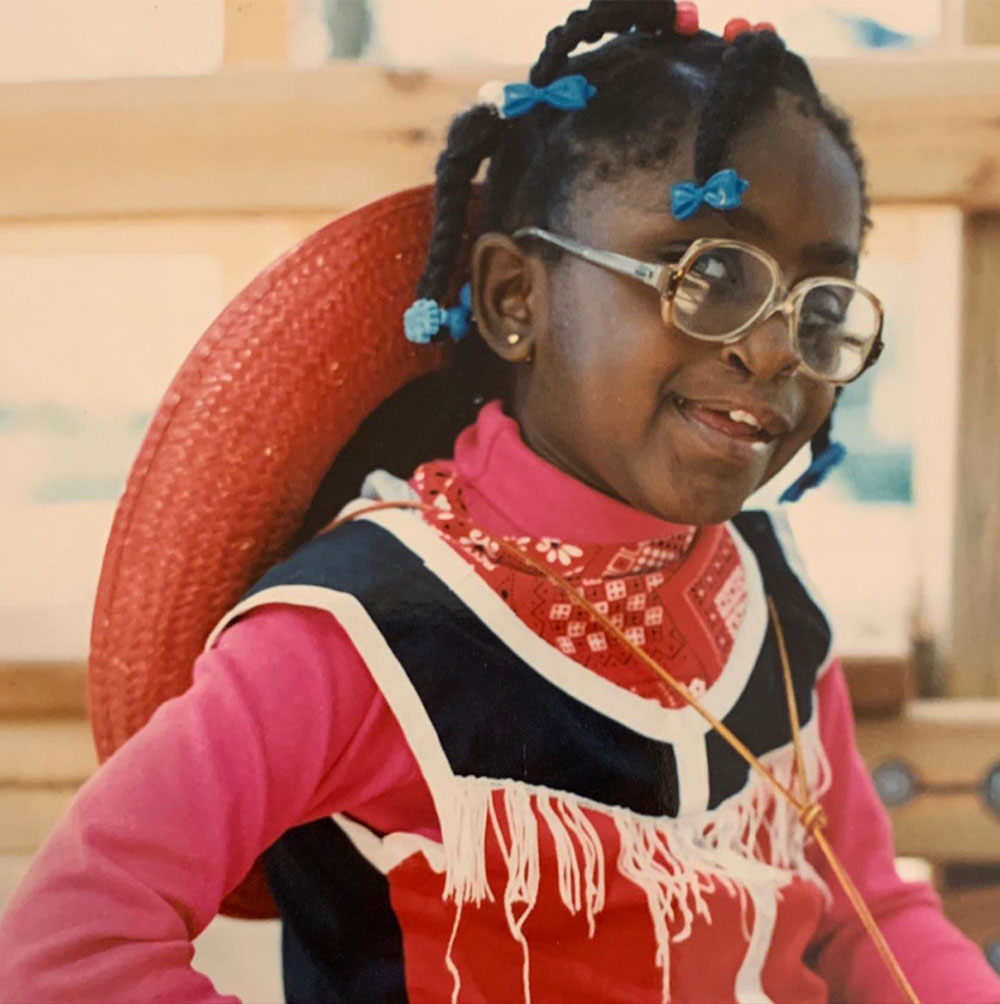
[818,386,845,457]
[423,1,688,307]
[776,395,847,503]
[530,1,678,86]
[384,3,872,508]
[415,103,506,302]
[690,29,871,234]
[694,29,786,183]
[415,1,872,313]
[811,414,832,458]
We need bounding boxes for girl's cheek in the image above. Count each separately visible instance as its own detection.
[810,384,838,425]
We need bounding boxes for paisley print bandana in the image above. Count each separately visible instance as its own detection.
[412,462,748,708]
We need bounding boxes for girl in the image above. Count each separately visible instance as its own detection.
[2,3,999,1002]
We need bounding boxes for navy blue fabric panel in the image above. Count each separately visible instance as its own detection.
[264,818,407,1004]
[704,512,832,809]
[385,595,681,816]
[731,511,832,671]
[250,520,680,817]
[253,510,832,1000]
[248,519,425,599]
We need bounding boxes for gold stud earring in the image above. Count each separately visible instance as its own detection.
[506,332,522,346]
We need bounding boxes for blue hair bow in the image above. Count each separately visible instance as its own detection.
[502,74,597,118]
[779,441,847,503]
[403,283,472,345]
[670,168,750,221]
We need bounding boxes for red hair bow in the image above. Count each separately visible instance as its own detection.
[675,2,700,36]
[723,17,777,42]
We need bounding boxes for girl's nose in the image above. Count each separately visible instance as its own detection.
[720,310,801,381]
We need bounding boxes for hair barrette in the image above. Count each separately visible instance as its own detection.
[477,74,596,120]
[670,168,750,221]
[403,283,472,345]
[779,441,846,502]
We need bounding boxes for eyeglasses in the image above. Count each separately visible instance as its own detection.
[513,227,885,384]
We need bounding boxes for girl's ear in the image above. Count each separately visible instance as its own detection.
[470,233,546,363]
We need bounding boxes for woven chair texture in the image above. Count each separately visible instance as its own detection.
[88,185,448,917]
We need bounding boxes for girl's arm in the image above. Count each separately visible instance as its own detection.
[0,604,424,1004]
[810,661,1000,1004]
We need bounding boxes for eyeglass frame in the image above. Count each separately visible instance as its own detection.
[512,226,885,385]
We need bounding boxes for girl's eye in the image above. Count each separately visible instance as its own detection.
[690,248,744,284]
[800,308,845,330]
[800,287,851,330]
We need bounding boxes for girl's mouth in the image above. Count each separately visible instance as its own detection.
[672,394,775,445]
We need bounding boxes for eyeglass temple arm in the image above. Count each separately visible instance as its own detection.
[513,227,669,292]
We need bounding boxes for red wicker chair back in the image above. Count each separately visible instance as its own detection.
[89,185,447,917]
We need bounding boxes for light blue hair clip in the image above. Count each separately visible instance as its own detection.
[403,282,472,345]
[670,168,750,221]
[779,440,847,503]
[478,74,597,120]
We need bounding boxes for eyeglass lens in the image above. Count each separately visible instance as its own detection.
[668,245,879,382]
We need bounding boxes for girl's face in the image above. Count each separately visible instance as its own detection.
[473,98,864,525]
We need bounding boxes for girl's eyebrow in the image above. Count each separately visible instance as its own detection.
[801,241,859,273]
[721,207,859,271]
[721,205,774,239]
[639,202,860,271]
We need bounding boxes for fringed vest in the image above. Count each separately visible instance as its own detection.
[210,504,835,1004]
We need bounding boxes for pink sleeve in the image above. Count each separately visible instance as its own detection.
[0,604,425,1004]
[810,661,1000,1004]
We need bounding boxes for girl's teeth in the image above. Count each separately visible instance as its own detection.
[728,409,760,428]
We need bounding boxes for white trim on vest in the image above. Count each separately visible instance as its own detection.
[205,503,832,1004]
[333,813,444,876]
[207,584,463,850]
[350,505,769,749]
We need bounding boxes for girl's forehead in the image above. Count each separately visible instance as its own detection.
[730,110,863,252]
[566,103,862,258]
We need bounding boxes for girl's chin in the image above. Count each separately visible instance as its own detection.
[637,475,765,526]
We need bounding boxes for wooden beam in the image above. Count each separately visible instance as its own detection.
[855,699,1000,787]
[0,662,87,719]
[963,0,1000,44]
[841,655,913,718]
[223,0,289,68]
[950,4,1000,697]
[0,789,79,853]
[942,882,1000,959]
[854,699,1000,860]
[878,792,1000,863]
[4,53,1000,221]
[0,720,96,786]
[950,214,1000,696]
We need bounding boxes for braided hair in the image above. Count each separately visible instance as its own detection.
[302,2,868,533]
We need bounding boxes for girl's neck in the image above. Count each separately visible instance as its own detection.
[450,400,698,544]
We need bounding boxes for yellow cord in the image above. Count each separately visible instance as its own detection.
[333,501,921,1004]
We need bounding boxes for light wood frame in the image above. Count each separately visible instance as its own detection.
[3,52,1000,222]
[2,16,1000,701]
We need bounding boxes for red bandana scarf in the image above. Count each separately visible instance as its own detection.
[412,462,748,709]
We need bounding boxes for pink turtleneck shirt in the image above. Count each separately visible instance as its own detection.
[1,402,998,1004]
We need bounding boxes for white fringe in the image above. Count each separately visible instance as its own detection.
[436,725,831,1004]
[445,899,464,1004]
[489,787,540,1004]
[440,781,495,907]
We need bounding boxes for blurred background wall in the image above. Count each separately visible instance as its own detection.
[1,0,999,997]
